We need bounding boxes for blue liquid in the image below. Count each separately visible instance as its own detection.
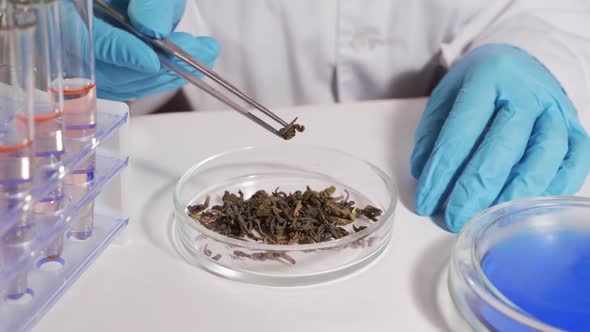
[482,230,590,331]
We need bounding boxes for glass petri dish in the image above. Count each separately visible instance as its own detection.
[449,196,590,331]
[172,145,397,286]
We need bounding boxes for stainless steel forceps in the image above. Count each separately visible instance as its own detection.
[93,0,304,140]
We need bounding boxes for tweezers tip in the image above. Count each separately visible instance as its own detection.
[278,117,305,140]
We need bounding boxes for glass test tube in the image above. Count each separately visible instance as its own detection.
[0,2,36,299]
[24,0,67,259]
[58,0,97,240]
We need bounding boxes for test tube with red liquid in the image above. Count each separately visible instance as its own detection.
[11,0,69,261]
[58,0,97,241]
[0,4,37,299]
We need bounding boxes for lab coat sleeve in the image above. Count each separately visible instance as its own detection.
[128,3,207,115]
[460,0,590,112]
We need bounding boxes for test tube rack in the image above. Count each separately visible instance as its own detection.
[0,99,130,332]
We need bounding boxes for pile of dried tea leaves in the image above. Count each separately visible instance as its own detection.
[187,186,383,245]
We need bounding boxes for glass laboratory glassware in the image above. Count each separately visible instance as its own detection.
[12,0,67,260]
[0,1,36,299]
[173,145,398,286]
[449,196,590,331]
[58,0,96,240]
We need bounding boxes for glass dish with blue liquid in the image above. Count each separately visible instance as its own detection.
[449,197,590,332]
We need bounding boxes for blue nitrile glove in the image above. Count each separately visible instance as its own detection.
[410,44,590,233]
[94,0,220,101]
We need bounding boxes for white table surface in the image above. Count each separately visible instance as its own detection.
[34,98,590,332]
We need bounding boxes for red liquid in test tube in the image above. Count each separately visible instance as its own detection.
[32,105,66,259]
[0,139,34,299]
[59,78,97,240]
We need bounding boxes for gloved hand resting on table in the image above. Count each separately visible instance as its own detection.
[94,0,220,101]
[411,44,590,233]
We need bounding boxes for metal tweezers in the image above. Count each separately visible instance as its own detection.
[93,0,303,140]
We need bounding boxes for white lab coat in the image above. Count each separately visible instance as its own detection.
[131,0,590,114]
